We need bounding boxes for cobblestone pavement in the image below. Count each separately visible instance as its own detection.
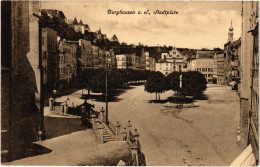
[87,84,243,166]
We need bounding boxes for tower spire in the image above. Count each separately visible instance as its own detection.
[228,20,234,42]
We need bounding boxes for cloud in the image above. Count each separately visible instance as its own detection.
[41,1,242,49]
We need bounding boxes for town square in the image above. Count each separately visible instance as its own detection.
[1,1,259,166]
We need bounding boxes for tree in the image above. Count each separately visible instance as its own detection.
[166,71,207,98]
[144,72,166,101]
[90,69,124,99]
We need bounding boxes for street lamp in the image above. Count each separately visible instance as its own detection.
[105,49,113,125]
[105,51,109,124]
[53,89,57,111]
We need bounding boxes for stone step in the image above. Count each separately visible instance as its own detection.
[102,126,115,142]
[1,129,8,151]
[1,149,9,162]
[104,139,115,142]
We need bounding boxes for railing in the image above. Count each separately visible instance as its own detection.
[80,107,145,165]
[92,118,100,141]
[107,119,116,135]
[249,116,259,147]
[128,130,135,145]
[125,154,137,166]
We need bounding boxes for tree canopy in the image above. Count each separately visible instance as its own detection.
[145,72,166,100]
[145,71,207,100]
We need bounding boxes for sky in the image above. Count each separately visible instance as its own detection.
[41,1,242,49]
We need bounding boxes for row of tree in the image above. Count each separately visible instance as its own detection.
[55,69,207,101]
[72,69,155,98]
[145,71,207,100]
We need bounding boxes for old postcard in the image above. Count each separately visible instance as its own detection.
[1,1,259,166]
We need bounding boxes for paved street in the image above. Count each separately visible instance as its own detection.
[88,84,243,166]
[6,129,130,166]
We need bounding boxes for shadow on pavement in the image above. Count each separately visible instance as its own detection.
[12,143,52,162]
[80,86,136,102]
[194,93,209,100]
[148,99,168,103]
[44,116,88,139]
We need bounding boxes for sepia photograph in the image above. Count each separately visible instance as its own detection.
[1,0,259,166]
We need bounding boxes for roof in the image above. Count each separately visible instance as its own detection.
[196,50,215,59]
[231,39,241,47]
[41,9,66,19]
[78,20,84,25]
[158,59,169,63]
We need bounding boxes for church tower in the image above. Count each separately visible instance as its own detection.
[228,20,234,42]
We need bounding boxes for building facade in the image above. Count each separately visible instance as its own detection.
[155,60,175,76]
[91,45,100,68]
[159,47,188,73]
[217,53,226,85]
[1,1,41,161]
[58,39,77,83]
[238,1,259,164]
[99,50,116,69]
[79,39,91,69]
[224,38,241,85]
[195,51,216,83]
[42,28,58,88]
[116,53,135,69]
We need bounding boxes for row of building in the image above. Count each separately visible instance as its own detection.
[235,1,258,165]
[39,8,241,87]
[150,22,241,86]
[1,1,258,163]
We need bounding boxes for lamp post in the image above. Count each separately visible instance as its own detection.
[105,51,109,124]
[105,49,113,124]
[53,89,56,111]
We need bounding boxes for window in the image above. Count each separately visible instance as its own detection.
[208,74,213,78]
[202,68,207,72]
[204,74,207,78]
[43,51,47,59]
[197,68,201,72]
[208,68,213,72]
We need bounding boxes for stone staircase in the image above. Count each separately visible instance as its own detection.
[103,126,115,143]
